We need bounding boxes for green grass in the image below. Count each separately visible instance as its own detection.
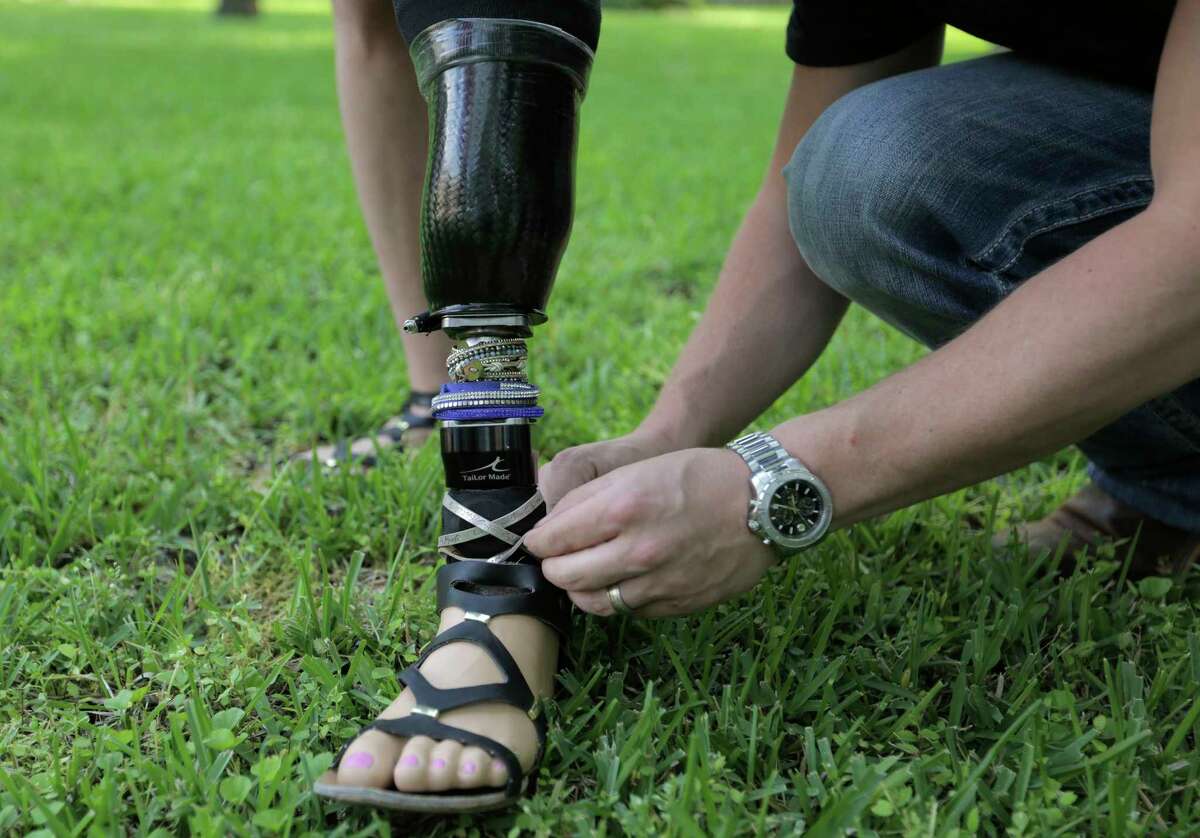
[1,2,1197,834]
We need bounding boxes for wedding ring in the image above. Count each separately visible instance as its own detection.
[607,583,635,616]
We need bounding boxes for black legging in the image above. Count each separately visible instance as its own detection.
[392,0,600,52]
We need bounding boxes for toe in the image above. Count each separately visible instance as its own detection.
[488,757,511,789]
[426,740,462,792]
[335,730,402,789]
[456,747,490,789]
[392,736,436,792]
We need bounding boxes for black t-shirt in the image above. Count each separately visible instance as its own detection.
[390,1,1174,87]
[788,1,1176,86]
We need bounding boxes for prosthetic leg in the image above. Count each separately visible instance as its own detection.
[316,17,592,813]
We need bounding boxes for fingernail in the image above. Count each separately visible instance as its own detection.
[461,761,477,775]
[431,758,447,769]
[343,752,374,769]
[400,755,420,767]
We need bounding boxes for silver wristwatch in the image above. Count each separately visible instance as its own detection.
[727,431,833,556]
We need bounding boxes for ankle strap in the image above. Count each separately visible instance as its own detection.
[437,560,570,637]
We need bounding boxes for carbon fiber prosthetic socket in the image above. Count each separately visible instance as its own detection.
[406,19,593,565]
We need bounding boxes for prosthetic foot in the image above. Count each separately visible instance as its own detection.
[315,15,592,813]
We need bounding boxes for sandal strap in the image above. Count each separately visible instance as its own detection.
[401,620,536,712]
[439,492,545,562]
[436,560,570,637]
[379,390,438,440]
[331,440,352,464]
[327,444,382,470]
[379,412,436,443]
[368,714,527,797]
[319,390,437,466]
[379,396,438,442]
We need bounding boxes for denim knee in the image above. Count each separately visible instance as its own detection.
[785,83,922,295]
[783,75,996,346]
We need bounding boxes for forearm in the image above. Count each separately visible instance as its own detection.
[777,202,1200,527]
[638,186,847,449]
[639,36,944,450]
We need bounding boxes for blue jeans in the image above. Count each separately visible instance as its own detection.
[784,53,1200,532]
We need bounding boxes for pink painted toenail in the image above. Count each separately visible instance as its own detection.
[461,762,477,775]
[492,760,505,772]
[401,755,420,767]
[343,752,374,769]
[431,758,447,769]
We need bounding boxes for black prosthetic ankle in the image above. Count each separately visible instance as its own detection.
[438,419,544,562]
[401,18,592,568]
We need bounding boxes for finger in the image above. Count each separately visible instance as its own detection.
[568,588,615,616]
[623,563,769,619]
[569,572,659,617]
[633,592,715,619]
[540,538,640,592]
[571,573,708,620]
[524,488,625,558]
[548,454,641,513]
[539,457,614,515]
[538,458,594,511]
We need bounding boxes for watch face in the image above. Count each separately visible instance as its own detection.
[766,478,827,541]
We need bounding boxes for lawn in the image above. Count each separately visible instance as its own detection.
[2,2,1199,835]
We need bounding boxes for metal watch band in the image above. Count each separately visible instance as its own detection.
[728,431,801,476]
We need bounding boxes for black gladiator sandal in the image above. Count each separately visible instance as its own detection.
[314,561,569,812]
[291,390,437,472]
[314,397,559,812]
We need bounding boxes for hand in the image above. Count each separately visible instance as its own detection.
[524,447,777,618]
[538,428,678,510]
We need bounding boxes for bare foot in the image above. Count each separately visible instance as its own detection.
[329,606,557,793]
